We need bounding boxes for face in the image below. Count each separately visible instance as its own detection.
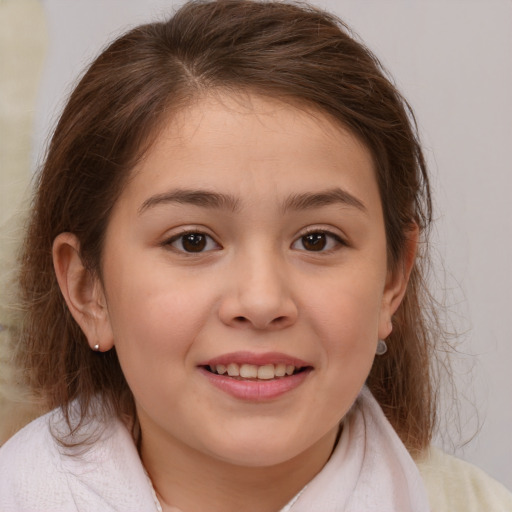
[79,94,405,468]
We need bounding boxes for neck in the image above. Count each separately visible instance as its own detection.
[141,427,339,512]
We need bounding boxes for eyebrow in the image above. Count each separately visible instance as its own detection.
[138,189,240,215]
[138,186,366,215]
[282,188,367,214]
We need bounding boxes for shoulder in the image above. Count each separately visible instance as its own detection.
[0,406,156,511]
[0,408,75,510]
[416,447,512,512]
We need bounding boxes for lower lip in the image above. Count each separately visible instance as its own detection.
[198,367,312,402]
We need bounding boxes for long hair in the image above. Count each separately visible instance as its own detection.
[17,0,443,452]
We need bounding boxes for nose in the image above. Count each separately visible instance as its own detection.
[218,252,298,331]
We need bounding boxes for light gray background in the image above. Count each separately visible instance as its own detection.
[33,0,511,488]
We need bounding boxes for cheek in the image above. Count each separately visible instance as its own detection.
[304,272,385,343]
[301,269,385,396]
[104,284,209,403]
[103,261,217,363]
[312,287,381,408]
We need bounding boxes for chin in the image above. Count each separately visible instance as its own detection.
[204,430,314,469]
[215,447,298,468]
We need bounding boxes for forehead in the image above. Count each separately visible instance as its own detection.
[124,92,379,212]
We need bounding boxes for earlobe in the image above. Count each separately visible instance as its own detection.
[378,223,419,339]
[52,233,114,351]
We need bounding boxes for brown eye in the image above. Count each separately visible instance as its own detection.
[182,233,206,252]
[292,231,344,252]
[302,233,327,251]
[168,232,220,253]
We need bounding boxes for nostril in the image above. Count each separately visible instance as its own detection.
[232,315,287,329]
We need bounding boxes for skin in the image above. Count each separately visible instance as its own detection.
[54,93,415,512]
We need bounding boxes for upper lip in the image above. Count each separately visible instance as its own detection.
[198,351,311,368]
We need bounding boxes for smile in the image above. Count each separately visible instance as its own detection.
[206,363,303,380]
[198,352,313,401]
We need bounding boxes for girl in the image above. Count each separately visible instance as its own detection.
[0,1,510,511]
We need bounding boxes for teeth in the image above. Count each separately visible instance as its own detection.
[209,362,301,379]
[227,363,239,377]
[240,364,258,378]
[257,364,275,380]
[275,363,286,377]
[215,364,227,375]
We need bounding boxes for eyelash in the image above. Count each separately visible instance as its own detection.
[163,228,346,254]
[163,230,221,254]
[292,229,347,253]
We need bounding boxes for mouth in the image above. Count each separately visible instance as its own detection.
[202,362,309,381]
[198,353,313,401]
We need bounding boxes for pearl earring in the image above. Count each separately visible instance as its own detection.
[376,339,387,356]
[93,344,100,352]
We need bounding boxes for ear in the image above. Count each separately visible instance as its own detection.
[52,233,114,352]
[378,223,419,339]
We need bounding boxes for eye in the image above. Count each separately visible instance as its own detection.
[166,231,220,253]
[292,231,344,252]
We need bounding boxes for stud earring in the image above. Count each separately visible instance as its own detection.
[93,344,100,352]
[376,339,387,356]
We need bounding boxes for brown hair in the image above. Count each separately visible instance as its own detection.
[17,0,441,452]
